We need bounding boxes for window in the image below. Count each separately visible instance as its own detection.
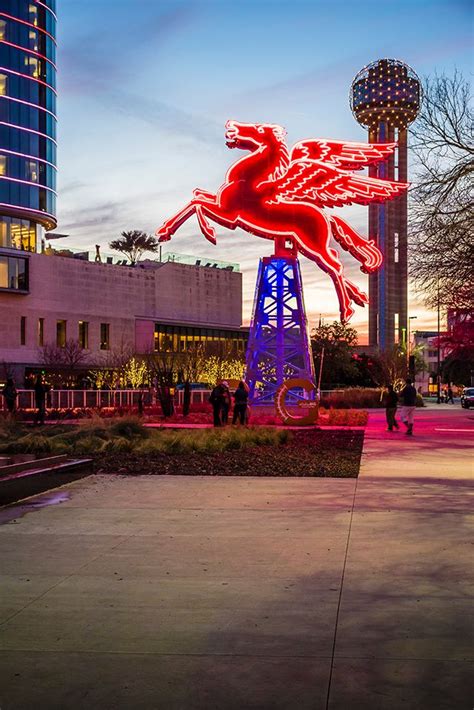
[0,156,6,176]
[29,4,38,26]
[0,20,5,41]
[100,323,110,350]
[78,321,89,349]
[38,318,44,347]
[0,74,6,96]
[29,30,39,52]
[394,232,399,263]
[26,161,38,183]
[56,320,67,348]
[0,255,28,290]
[24,56,40,79]
[20,316,26,346]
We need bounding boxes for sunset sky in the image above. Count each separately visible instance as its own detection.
[55,0,472,342]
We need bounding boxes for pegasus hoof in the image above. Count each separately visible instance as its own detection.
[155,227,172,242]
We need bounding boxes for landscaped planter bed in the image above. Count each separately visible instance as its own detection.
[92,429,364,478]
[0,418,364,478]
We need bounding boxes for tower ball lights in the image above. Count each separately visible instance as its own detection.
[350,58,421,350]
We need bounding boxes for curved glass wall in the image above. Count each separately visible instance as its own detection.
[0,0,57,252]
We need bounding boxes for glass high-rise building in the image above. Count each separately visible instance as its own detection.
[0,0,57,291]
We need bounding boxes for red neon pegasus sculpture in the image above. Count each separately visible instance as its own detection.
[156,121,408,322]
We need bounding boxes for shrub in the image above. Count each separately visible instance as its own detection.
[8,433,53,454]
[325,409,368,426]
[109,416,149,439]
[320,388,383,409]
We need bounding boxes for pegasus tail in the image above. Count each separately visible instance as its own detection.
[330,215,383,273]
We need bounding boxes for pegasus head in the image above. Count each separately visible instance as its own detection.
[225,120,286,152]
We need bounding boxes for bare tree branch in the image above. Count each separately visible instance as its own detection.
[409,71,474,312]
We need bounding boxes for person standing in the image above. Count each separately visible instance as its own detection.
[385,384,399,431]
[209,383,224,427]
[2,378,18,414]
[400,378,417,436]
[232,381,249,425]
[34,374,47,425]
[221,381,231,425]
[447,386,454,404]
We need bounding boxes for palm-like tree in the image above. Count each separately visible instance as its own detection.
[109,230,159,266]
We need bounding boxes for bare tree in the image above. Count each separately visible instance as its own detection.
[109,230,159,266]
[409,71,474,311]
[39,339,89,386]
[143,350,178,417]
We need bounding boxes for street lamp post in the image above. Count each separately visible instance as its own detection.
[408,315,417,379]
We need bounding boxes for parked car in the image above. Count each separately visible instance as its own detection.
[460,387,474,409]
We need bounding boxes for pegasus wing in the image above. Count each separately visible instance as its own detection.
[290,139,397,171]
[268,160,408,208]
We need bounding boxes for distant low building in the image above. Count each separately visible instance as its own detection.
[0,247,247,384]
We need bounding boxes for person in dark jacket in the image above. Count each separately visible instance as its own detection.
[209,383,225,427]
[34,374,47,425]
[447,386,454,404]
[220,381,231,425]
[232,381,249,425]
[400,378,417,436]
[2,378,17,414]
[385,384,399,431]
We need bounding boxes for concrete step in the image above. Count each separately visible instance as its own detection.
[0,458,93,506]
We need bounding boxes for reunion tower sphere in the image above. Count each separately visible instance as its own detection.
[350,58,421,130]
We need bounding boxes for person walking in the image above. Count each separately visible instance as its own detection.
[34,374,47,425]
[385,384,399,431]
[2,377,18,414]
[232,381,249,425]
[447,386,454,404]
[400,377,417,436]
[221,381,231,425]
[209,382,225,427]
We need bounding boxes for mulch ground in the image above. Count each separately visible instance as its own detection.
[93,429,364,478]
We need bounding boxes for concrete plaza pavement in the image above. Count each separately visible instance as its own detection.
[0,404,472,709]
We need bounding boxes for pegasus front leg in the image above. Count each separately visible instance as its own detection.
[156,201,196,242]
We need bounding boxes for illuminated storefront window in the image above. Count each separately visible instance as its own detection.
[153,323,247,355]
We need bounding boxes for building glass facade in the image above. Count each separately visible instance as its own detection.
[0,0,57,269]
[154,323,247,356]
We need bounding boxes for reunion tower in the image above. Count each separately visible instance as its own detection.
[350,59,421,350]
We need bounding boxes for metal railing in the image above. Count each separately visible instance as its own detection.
[1,388,214,411]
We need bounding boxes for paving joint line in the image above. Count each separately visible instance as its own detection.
[0,529,144,628]
[325,475,359,710]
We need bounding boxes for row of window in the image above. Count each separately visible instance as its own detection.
[0,179,56,213]
[0,252,28,290]
[0,44,55,88]
[0,215,39,251]
[0,124,56,163]
[19,318,111,350]
[154,324,247,354]
[3,2,56,37]
[0,17,57,63]
[0,71,56,113]
[0,97,57,139]
[0,152,56,189]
